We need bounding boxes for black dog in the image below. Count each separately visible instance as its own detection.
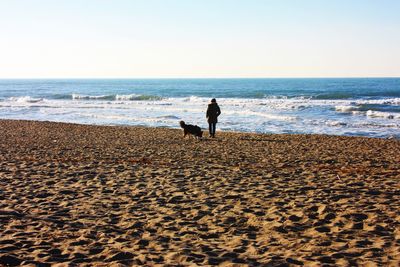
[179,121,203,139]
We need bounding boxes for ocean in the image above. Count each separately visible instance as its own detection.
[0,78,399,138]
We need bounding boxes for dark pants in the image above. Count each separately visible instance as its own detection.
[208,122,216,137]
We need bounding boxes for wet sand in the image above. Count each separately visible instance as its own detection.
[0,119,399,266]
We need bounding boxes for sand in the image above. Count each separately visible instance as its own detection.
[0,119,399,266]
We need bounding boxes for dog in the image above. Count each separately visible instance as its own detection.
[179,121,203,139]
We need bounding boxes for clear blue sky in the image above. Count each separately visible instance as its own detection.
[0,0,399,78]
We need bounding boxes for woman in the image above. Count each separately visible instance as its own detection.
[206,98,221,138]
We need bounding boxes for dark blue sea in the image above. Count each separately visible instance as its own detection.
[0,78,399,138]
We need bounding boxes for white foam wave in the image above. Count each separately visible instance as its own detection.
[352,111,364,115]
[366,110,400,119]
[115,94,138,100]
[72,94,112,100]
[1,95,399,138]
[8,96,43,103]
[115,94,162,101]
[335,105,357,112]
[72,93,162,101]
[326,121,348,127]
[356,98,400,105]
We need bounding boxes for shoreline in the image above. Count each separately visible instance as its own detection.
[0,119,399,265]
[0,118,397,140]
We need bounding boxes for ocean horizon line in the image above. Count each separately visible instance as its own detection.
[0,76,400,80]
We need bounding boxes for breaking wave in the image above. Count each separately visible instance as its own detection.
[8,96,44,103]
[72,93,162,101]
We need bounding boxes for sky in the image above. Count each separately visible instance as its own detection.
[0,0,399,78]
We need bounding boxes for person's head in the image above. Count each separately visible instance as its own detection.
[211,98,216,103]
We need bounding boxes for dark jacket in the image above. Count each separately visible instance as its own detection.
[206,103,221,123]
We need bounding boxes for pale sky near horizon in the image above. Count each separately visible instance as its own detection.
[0,0,399,78]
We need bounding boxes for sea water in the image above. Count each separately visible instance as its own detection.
[0,78,399,138]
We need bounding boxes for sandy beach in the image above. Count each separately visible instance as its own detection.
[0,119,399,266]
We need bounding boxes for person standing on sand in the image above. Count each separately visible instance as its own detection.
[206,98,221,138]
